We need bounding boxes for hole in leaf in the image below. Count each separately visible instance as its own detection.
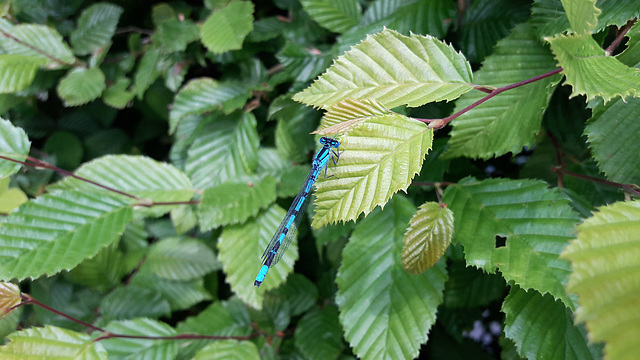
[495,235,507,248]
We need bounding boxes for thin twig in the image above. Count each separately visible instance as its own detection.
[20,294,105,332]
[605,19,637,55]
[546,131,564,188]
[553,166,640,197]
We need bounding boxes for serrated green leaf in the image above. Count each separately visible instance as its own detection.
[300,0,361,33]
[134,47,161,100]
[0,55,46,93]
[57,67,106,107]
[560,0,600,34]
[584,97,640,184]
[199,176,277,230]
[503,286,601,360]
[65,242,127,292]
[295,306,344,360]
[442,177,580,309]
[457,0,531,62]
[294,28,473,108]
[200,1,254,54]
[153,19,200,54]
[103,77,135,109]
[561,200,640,360]
[313,115,433,227]
[185,112,259,190]
[0,325,107,359]
[0,282,20,316]
[337,196,447,359]
[0,19,75,67]
[130,272,212,312]
[194,340,260,360]
[617,20,640,66]
[0,191,133,281]
[0,117,30,177]
[70,3,123,55]
[142,237,220,281]
[102,318,178,360]
[218,205,298,308]
[402,202,454,274]
[49,155,193,217]
[100,286,171,320]
[276,42,334,84]
[176,300,251,359]
[169,78,252,133]
[547,33,640,101]
[314,98,392,135]
[264,274,318,316]
[274,108,317,162]
[444,22,561,159]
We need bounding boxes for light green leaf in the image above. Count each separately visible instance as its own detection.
[70,3,123,55]
[560,0,600,34]
[442,177,580,309]
[0,282,20,315]
[102,318,178,360]
[294,28,473,108]
[100,286,171,320]
[218,205,298,308]
[402,202,454,274]
[300,0,361,33]
[103,77,135,109]
[561,200,640,360]
[169,78,252,133]
[314,98,391,135]
[153,19,200,54]
[185,112,259,190]
[49,155,193,217]
[295,306,344,360]
[503,286,601,360]
[313,115,433,227]
[0,117,30,177]
[547,33,640,101]
[337,196,447,359]
[200,1,254,54]
[199,176,277,231]
[0,55,46,93]
[142,237,220,281]
[57,67,106,107]
[0,325,107,359]
[584,97,640,184]
[194,340,259,360]
[444,22,561,159]
[0,191,133,281]
[0,19,75,67]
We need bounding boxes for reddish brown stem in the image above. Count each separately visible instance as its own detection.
[20,294,105,332]
[606,19,637,55]
[553,167,640,197]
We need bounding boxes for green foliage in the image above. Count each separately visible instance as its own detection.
[0,0,638,359]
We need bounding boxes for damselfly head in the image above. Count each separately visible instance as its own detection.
[319,137,340,148]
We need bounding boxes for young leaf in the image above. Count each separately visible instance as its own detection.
[70,3,123,55]
[560,0,600,34]
[294,306,344,360]
[0,117,30,177]
[313,115,433,227]
[0,325,107,359]
[336,196,447,359]
[193,340,260,360]
[300,0,362,33]
[402,202,454,274]
[547,33,640,101]
[0,55,46,93]
[102,318,178,360]
[584,97,640,184]
[503,286,601,360]
[442,177,580,309]
[0,282,20,316]
[142,237,220,281]
[444,22,561,159]
[169,78,252,133]
[218,205,298,308]
[185,112,259,190]
[0,19,75,67]
[314,98,392,135]
[561,200,640,360]
[200,1,254,54]
[294,28,474,108]
[56,67,106,107]
[198,176,277,231]
[0,191,134,281]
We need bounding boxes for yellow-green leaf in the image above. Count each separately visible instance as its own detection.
[402,202,454,274]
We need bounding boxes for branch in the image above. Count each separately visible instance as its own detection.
[553,166,640,197]
[605,18,637,55]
